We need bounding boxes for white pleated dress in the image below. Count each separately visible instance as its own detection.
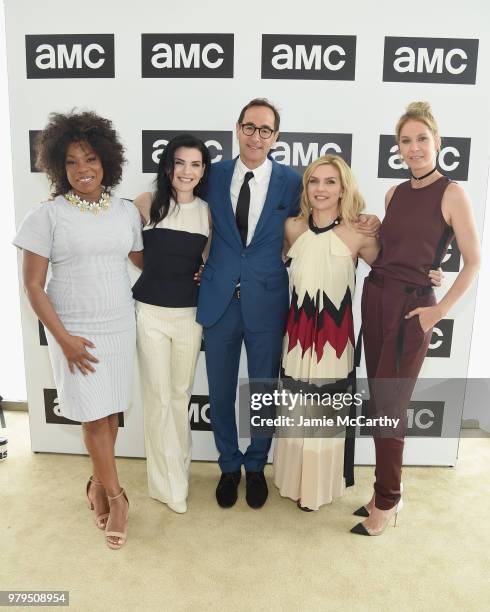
[14,195,143,422]
[273,223,356,510]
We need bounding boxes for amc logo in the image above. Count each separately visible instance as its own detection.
[44,389,124,426]
[441,239,461,273]
[142,130,232,173]
[25,34,114,79]
[405,401,444,436]
[360,400,444,437]
[383,37,478,84]
[141,34,234,78]
[272,133,352,171]
[188,395,211,431]
[262,35,356,80]
[427,319,454,358]
[377,135,471,181]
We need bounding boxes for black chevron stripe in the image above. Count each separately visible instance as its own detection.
[290,286,353,328]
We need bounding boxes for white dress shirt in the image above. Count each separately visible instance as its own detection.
[230,156,272,246]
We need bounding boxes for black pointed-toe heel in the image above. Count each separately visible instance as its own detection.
[350,499,403,536]
[353,505,370,517]
[350,522,371,536]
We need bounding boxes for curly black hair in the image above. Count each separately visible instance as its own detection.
[35,110,126,196]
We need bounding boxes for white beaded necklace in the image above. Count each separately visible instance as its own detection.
[65,190,110,214]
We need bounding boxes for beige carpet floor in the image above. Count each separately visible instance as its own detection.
[1,411,489,612]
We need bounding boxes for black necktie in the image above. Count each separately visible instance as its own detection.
[235,171,254,246]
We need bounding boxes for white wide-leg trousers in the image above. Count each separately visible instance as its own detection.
[136,301,202,507]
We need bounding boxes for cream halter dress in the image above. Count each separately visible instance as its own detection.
[273,216,356,510]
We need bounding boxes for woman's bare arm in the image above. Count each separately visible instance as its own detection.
[406,184,480,330]
[128,251,144,270]
[283,217,307,259]
[437,184,481,315]
[384,185,397,211]
[357,234,380,265]
[128,192,150,270]
[133,192,152,224]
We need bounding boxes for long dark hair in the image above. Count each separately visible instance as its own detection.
[149,134,211,226]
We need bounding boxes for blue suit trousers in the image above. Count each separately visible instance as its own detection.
[203,294,284,472]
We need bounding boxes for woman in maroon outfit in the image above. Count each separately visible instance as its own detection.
[352,101,481,536]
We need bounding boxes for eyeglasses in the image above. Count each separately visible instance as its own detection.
[240,123,276,139]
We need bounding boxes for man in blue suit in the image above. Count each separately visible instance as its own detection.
[197,98,302,508]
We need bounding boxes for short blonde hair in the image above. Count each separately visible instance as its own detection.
[299,155,365,225]
[396,101,439,142]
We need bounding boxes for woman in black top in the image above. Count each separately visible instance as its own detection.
[132,135,211,514]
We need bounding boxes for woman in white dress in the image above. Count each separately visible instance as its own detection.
[14,111,143,549]
[273,155,377,511]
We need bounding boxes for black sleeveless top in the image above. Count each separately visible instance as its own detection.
[132,198,209,307]
[372,177,454,286]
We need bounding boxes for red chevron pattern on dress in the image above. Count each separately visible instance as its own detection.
[286,287,355,360]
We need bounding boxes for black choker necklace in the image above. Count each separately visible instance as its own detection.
[309,215,341,234]
[411,167,437,182]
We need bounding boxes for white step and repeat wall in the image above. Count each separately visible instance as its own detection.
[6,0,489,464]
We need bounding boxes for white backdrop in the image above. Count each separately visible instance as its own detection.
[0,2,25,401]
[6,0,490,465]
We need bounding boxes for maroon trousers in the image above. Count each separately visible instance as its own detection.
[361,272,436,510]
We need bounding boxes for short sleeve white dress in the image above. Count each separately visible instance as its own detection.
[14,195,143,422]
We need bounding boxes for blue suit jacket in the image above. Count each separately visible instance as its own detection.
[197,157,302,332]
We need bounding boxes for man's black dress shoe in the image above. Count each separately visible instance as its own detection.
[216,470,241,508]
[245,471,268,508]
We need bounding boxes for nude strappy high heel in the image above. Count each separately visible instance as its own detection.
[105,489,129,550]
[350,499,404,536]
[86,476,109,530]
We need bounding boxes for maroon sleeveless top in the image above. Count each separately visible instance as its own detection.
[372,176,454,286]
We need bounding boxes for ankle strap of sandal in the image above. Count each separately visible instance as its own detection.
[107,488,125,502]
[89,476,103,486]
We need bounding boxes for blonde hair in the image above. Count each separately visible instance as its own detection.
[299,155,365,225]
[396,101,439,142]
